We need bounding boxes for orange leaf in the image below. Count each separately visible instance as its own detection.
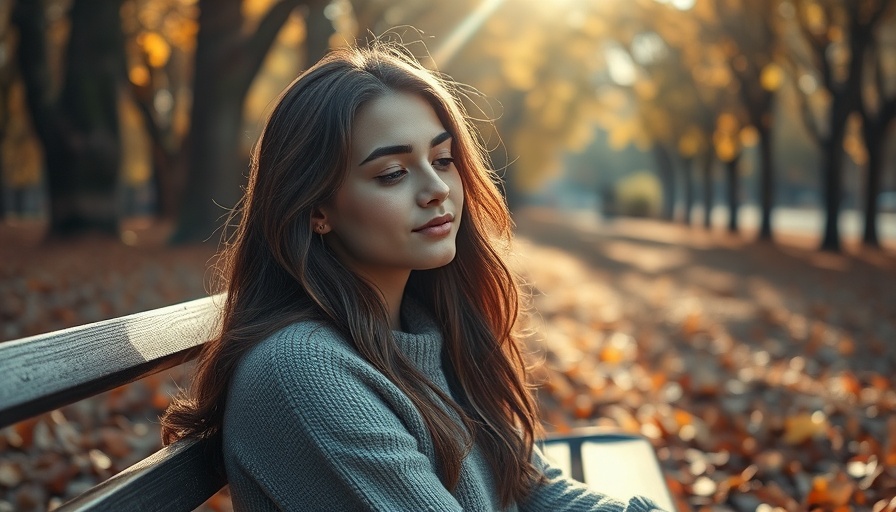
[599,345,623,364]
[573,394,593,419]
[681,311,701,336]
[13,417,40,449]
[783,412,828,445]
[674,409,692,427]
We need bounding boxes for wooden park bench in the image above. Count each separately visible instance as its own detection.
[0,296,677,511]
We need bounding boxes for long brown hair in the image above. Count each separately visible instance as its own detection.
[161,41,541,506]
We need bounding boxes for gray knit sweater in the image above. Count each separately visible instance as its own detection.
[222,300,664,511]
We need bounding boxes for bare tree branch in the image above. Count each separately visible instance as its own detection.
[793,0,833,90]
[866,0,895,28]
[779,48,823,143]
[243,0,307,86]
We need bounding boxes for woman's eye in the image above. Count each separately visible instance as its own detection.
[432,157,454,170]
[376,169,407,184]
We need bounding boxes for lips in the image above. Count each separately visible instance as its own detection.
[413,213,453,232]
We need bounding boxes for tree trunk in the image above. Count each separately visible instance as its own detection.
[0,45,7,220]
[171,0,305,244]
[61,0,127,235]
[304,2,334,66]
[493,89,527,212]
[856,4,896,248]
[130,77,181,220]
[148,136,181,219]
[819,120,847,252]
[816,55,860,253]
[14,0,127,237]
[0,159,5,220]
[861,123,885,247]
[702,149,714,229]
[813,1,884,252]
[0,108,5,218]
[652,143,676,221]
[858,55,896,248]
[682,156,693,225]
[757,123,774,240]
[725,155,741,233]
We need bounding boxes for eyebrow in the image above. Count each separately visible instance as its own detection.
[359,131,453,166]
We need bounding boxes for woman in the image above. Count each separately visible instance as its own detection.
[161,42,663,511]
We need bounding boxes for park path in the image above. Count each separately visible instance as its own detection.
[512,207,896,510]
[1,212,895,510]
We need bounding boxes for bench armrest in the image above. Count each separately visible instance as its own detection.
[55,436,225,511]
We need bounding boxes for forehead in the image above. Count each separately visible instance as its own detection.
[350,93,448,162]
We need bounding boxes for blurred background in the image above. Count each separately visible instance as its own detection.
[1,0,895,510]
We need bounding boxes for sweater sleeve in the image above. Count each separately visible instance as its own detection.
[519,445,668,512]
[223,325,463,512]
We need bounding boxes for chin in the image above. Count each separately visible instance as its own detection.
[416,248,457,270]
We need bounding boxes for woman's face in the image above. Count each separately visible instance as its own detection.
[318,92,464,283]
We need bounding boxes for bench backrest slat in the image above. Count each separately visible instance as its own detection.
[0,295,222,428]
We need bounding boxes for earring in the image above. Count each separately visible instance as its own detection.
[317,224,326,233]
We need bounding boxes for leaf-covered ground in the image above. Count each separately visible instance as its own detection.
[514,208,896,511]
[1,209,895,511]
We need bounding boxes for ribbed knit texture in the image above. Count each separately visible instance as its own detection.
[222,299,666,511]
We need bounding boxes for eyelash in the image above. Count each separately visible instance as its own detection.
[375,157,455,184]
[432,157,454,171]
[376,169,407,184]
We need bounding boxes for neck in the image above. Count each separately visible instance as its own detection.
[360,269,410,331]
[382,279,407,331]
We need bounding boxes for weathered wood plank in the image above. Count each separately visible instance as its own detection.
[55,435,226,512]
[0,295,222,428]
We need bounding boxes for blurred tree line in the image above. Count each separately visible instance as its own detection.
[0,0,894,251]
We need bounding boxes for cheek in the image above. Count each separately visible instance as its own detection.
[451,172,465,210]
[334,185,407,233]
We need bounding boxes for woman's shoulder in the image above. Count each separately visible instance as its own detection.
[224,319,414,438]
[227,320,380,415]
[238,320,356,376]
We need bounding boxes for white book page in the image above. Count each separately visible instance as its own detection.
[542,439,676,511]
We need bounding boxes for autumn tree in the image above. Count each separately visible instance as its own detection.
[609,1,740,225]
[857,3,896,247]
[785,0,893,251]
[713,111,748,232]
[171,0,328,243]
[609,30,683,221]
[620,37,719,223]
[13,0,128,237]
[677,127,712,226]
[634,0,785,234]
[454,1,624,209]
[713,0,783,240]
[121,0,199,220]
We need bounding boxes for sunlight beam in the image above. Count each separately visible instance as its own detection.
[431,0,506,66]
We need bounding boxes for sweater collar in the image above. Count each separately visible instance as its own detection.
[392,297,444,376]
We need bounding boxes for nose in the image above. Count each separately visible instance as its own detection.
[417,164,450,207]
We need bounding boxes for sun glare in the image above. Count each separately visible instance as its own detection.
[432,0,506,65]
[654,0,696,10]
[604,44,637,86]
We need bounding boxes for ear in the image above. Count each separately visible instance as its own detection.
[310,206,332,235]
